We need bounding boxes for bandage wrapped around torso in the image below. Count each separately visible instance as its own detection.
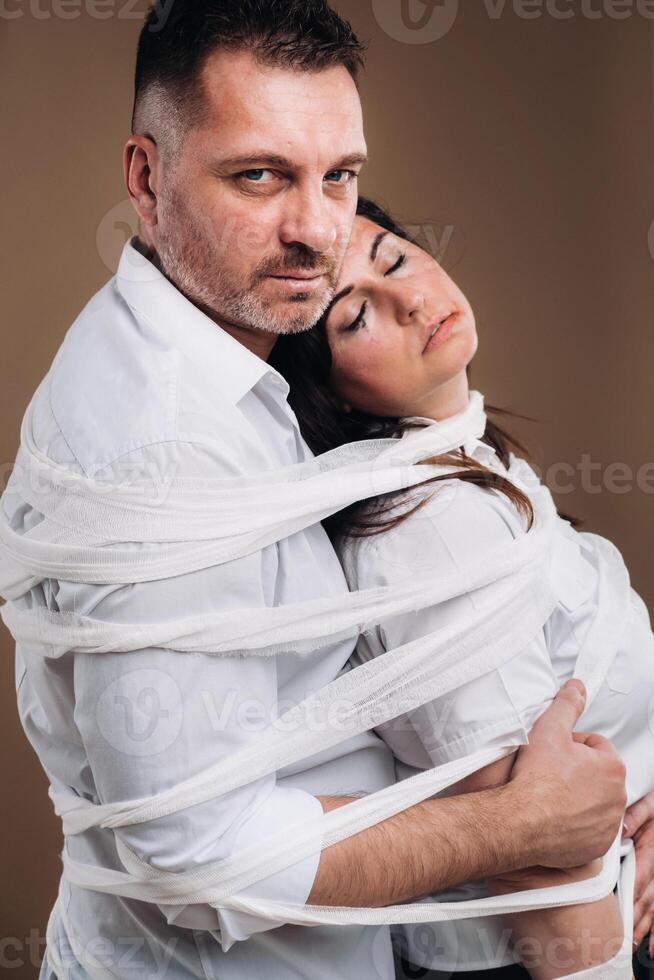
[0,389,640,980]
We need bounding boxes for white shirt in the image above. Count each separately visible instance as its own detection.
[340,420,654,973]
[8,241,398,980]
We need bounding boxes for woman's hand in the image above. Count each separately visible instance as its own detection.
[624,791,654,957]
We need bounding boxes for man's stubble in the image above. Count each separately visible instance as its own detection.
[155,184,339,338]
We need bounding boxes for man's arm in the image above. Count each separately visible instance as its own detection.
[308,681,627,907]
[311,782,532,906]
[62,442,326,953]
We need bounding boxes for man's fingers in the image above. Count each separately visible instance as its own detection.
[531,680,587,740]
[572,731,614,752]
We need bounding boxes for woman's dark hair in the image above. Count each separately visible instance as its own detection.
[270,197,569,543]
[133,0,366,132]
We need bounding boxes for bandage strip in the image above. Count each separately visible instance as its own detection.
[0,390,637,980]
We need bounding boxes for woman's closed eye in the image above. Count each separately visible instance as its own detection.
[342,252,408,332]
[384,253,406,277]
[343,301,368,333]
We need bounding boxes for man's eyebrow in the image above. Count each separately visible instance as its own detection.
[213,151,369,172]
[333,152,369,169]
[324,231,388,320]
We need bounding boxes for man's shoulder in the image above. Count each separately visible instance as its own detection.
[36,277,263,480]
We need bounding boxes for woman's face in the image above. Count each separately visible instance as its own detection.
[324,216,478,419]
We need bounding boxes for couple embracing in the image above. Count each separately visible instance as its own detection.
[6,3,653,979]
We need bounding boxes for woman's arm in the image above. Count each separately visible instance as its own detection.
[487,861,625,980]
[448,739,625,980]
[347,485,625,978]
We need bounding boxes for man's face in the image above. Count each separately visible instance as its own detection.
[152,49,367,344]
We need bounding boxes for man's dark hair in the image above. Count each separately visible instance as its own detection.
[132,0,366,150]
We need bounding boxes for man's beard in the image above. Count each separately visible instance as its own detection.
[155,189,338,336]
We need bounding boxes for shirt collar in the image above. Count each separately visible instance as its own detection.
[114,239,289,405]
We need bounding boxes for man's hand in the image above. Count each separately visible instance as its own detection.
[508,679,627,871]
[624,791,654,957]
[311,680,627,912]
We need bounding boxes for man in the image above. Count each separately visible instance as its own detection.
[6,3,627,978]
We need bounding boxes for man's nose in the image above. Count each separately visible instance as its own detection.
[278,191,339,255]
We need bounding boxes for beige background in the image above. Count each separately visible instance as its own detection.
[1,3,653,976]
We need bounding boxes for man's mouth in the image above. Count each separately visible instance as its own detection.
[267,271,327,292]
[268,270,325,281]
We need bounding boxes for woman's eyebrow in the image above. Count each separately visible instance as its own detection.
[325,231,389,318]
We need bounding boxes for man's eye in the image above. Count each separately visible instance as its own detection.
[385,253,407,276]
[325,170,358,184]
[239,170,275,183]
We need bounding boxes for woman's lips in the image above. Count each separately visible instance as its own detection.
[423,313,459,354]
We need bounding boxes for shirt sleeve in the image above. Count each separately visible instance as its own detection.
[350,481,559,768]
[55,441,324,951]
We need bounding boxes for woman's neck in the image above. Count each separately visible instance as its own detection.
[411,373,470,422]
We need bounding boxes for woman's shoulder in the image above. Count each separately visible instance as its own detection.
[338,477,526,590]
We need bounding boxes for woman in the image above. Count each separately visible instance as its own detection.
[270,198,654,980]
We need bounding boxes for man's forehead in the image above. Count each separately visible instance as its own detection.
[199,47,363,128]
[191,50,366,176]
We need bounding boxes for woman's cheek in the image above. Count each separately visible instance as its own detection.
[330,348,365,397]
[334,334,396,393]
[329,342,351,371]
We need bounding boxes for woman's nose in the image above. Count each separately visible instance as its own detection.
[390,282,425,325]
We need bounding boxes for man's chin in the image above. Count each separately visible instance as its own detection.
[268,297,331,335]
[270,314,322,337]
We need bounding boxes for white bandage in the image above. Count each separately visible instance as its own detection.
[0,390,635,978]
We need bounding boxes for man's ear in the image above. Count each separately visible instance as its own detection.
[123,135,160,229]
